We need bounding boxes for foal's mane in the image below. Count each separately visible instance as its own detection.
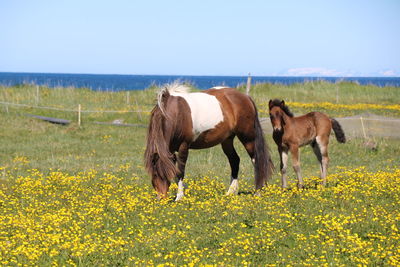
[270,99,294,117]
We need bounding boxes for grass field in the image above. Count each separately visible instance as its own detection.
[1,82,400,266]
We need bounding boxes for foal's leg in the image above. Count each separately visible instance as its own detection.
[175,142,189,201]
[316,136,329,186]
[311,139,325,185]
[222,137,240,195]
[279,147,290,188]
[290,145,304,188]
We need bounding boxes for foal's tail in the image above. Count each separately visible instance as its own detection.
[252,100,274,190]
[331,118,346,143]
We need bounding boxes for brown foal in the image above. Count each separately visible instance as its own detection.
[268,99,346,188]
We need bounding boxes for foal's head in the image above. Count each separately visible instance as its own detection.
[268,99,294,131]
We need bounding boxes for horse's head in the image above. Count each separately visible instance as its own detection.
[149,152,176,199]
[269,99,286,132]
[151,171,171,199]
[145,103,178,199]
[269,99,294,132]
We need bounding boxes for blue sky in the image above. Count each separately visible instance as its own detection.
[1,0,399,76]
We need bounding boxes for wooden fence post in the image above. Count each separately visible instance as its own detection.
[126,91,130,105]
[246,73,252,95]
[135,99,142,121]
[360,116,367,139]
[78,104,82,126]
[36,86,40,106]
[336,86,339,103]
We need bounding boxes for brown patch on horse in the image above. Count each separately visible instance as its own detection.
[188,88,238,149]
[204,88,274,188]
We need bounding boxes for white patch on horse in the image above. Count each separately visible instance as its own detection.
[157,83,191,115]
[281,151,289,188]
[212,86,229,89]
[172,92,224,141]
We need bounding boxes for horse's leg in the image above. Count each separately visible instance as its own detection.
[175,142,189,201]
[279,146,289,188]
[238,138,257,172]
[316,136,329,186]
[222,137,240,195]
[290,145,304,188]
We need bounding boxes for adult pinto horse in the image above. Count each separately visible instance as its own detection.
[268,99,346,188]
[145,83,273,200]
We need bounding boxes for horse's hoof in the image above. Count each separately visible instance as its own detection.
[175,193,184,201]
[226,190,238,196]
[226,179,239,195]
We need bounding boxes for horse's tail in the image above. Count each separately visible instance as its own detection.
[144,90,177,183]
[251,99,274,190]
[331,118,346,143]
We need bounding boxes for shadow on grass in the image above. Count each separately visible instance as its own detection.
[238,190,254,195]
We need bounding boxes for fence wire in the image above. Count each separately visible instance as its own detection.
[0,101,146,113]
[2,101,400,138]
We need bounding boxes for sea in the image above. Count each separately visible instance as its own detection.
[0,72,399,91]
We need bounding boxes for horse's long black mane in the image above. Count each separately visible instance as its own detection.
[270,99,294,117]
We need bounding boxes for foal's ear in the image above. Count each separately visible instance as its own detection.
[280,100,285,107]
[268,99,273,109]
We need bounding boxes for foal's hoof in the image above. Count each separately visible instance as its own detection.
[281,186,290,192]
[297,183,304,189]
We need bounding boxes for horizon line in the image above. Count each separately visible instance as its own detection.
[1,71,399,78]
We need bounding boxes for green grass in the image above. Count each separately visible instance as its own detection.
[1,82,400,266]
[2,110,399,183]
[1,82,399,178]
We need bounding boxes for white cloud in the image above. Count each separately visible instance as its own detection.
[274,68,400,77]
[284,67,343,77]
[379,70,397,77]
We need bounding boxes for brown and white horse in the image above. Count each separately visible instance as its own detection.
[145,83,273,200]
[268,99,346,188]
